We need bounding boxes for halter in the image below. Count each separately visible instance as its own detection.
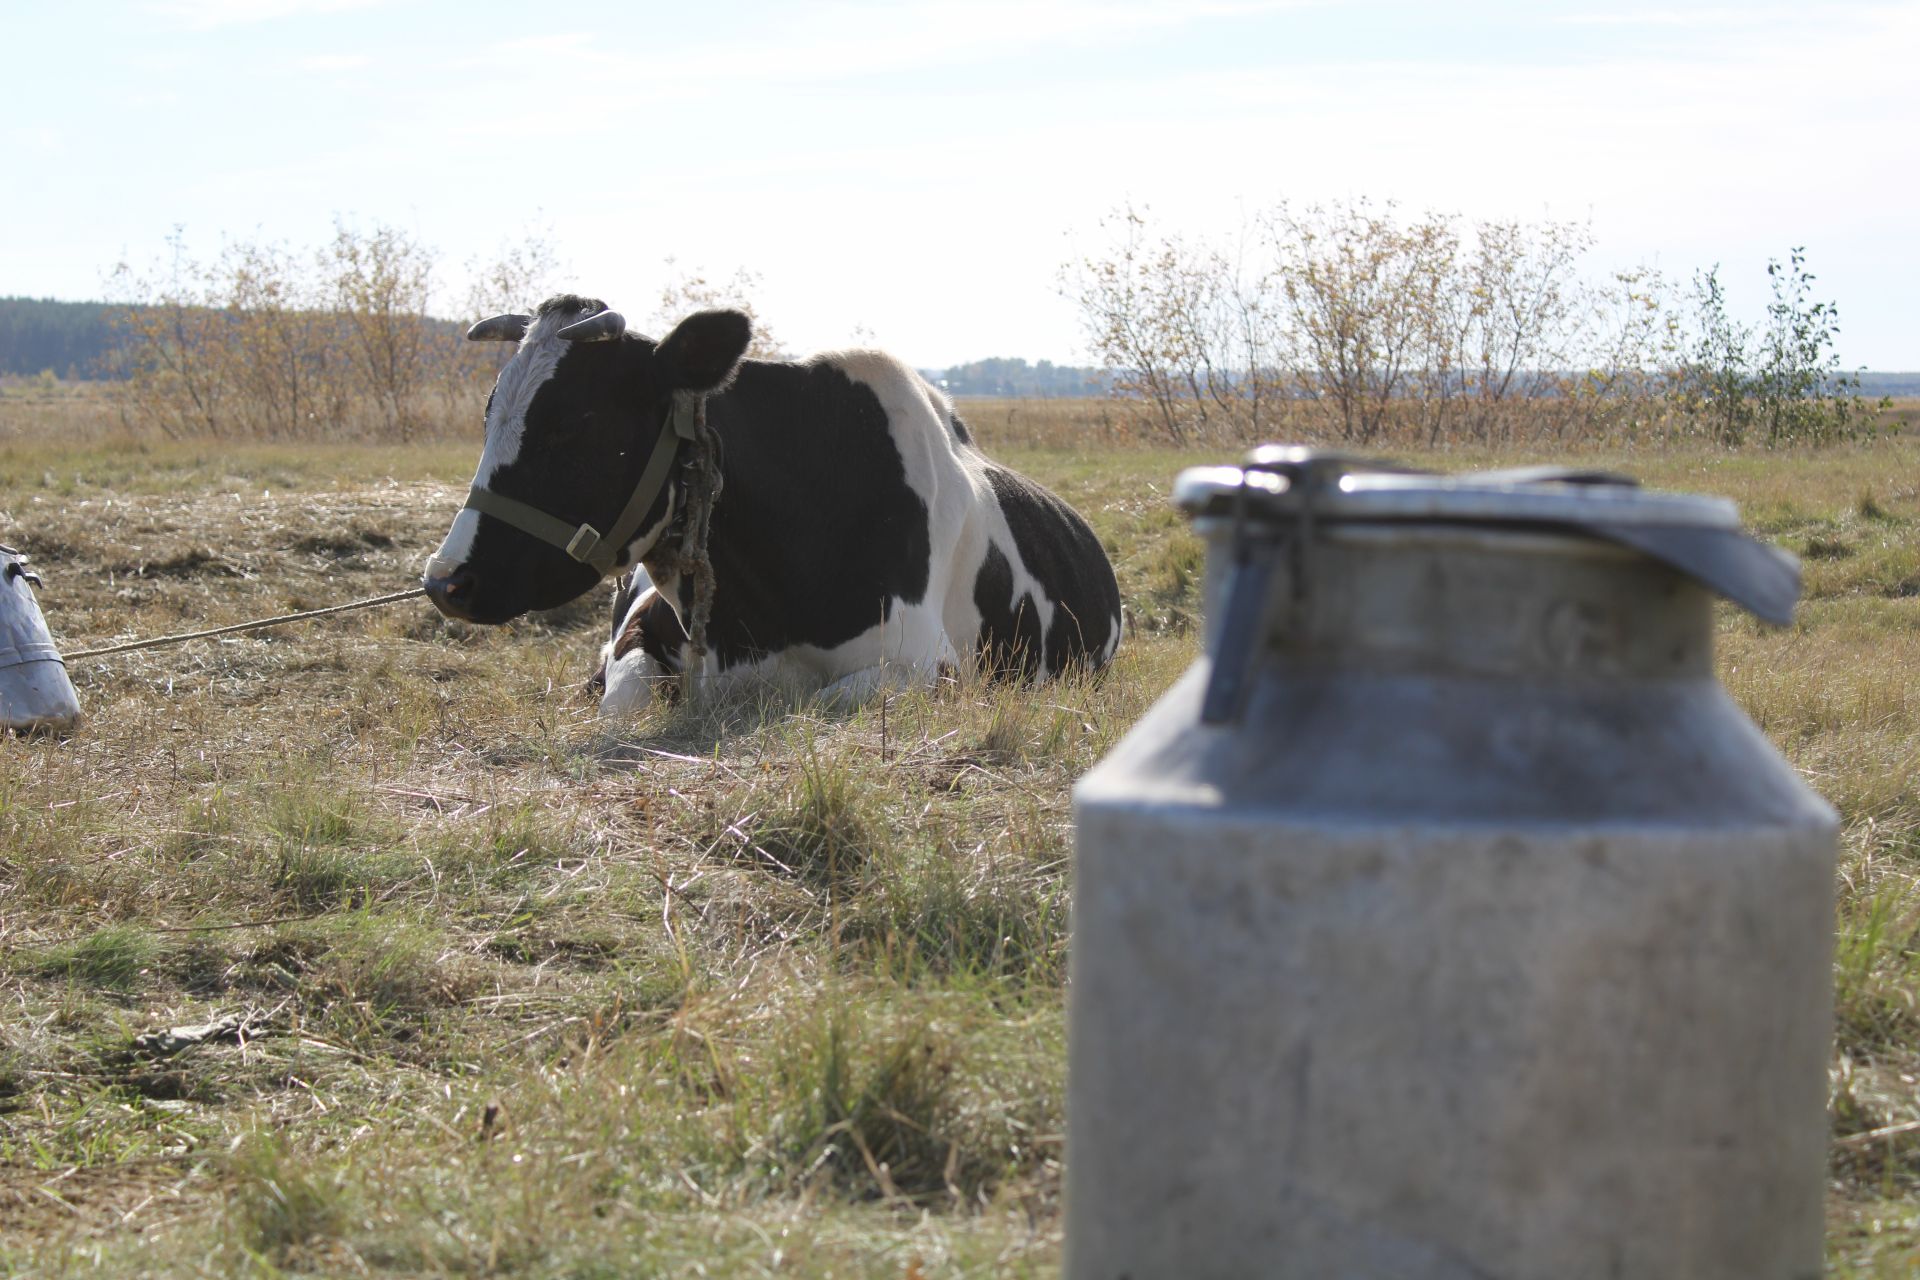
[460,392,702,578]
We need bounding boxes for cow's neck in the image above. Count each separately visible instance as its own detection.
[636,411,726,668]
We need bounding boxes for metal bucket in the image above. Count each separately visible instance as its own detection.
[1067,448,1835,1280]
[1,545,81,733]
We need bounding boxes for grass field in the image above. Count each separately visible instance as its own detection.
[0,406,1916,1276]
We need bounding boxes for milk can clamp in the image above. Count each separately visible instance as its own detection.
[2,546,42,590]
[1201,447,1371,724]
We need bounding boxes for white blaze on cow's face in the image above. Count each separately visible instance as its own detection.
[424,314,572,580]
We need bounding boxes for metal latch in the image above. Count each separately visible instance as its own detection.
[1199,447,1367,725]
[2,545,42,589]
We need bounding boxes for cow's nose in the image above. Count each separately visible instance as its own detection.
[423,566,478,619]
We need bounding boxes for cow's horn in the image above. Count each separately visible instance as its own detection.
[556,309,627,343]
[468,313,532,342]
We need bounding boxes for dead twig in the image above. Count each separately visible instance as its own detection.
[1836,1117,1920,1148]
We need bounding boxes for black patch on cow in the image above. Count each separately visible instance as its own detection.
[948,412,973,445]
[973,542,1045,679]
[979,464,1120,675]
[665,359,933,670]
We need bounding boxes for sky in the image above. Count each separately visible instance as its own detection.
[4,0,1918,369]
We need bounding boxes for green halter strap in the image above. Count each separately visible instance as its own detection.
[462,393,702,579]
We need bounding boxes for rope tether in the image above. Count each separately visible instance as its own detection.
[64,588,427,661]
[635,392,723,697]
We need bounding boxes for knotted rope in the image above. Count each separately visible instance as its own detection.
[641,393,724,697]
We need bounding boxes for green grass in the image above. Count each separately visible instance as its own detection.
[31,924,163,991]
[0,419,1914,1273]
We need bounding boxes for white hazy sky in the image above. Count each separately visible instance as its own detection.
[5,1,1918,368]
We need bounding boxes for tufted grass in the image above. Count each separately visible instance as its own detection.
[0,412,1915,1273]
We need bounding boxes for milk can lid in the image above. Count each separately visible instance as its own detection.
[1174,445,1801,625]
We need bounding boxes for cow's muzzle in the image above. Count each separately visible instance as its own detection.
[422,566,479,621]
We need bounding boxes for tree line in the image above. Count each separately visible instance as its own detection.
[1060,200,1885,447]
[88,226,796,441]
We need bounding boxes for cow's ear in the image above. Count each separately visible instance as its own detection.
[655,309,752,392]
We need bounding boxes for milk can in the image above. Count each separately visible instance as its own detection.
[1,544,81,733]
[1068,447,1836,1280]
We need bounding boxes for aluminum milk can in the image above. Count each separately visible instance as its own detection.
[1068,447,1836,1280]
[1,544,81,733]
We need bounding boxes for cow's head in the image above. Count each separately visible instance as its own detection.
[423,294,751,623]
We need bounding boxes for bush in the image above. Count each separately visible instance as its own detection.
[1063,204,1879,450]
[1669,248,1885,447]
[104,221,565,442]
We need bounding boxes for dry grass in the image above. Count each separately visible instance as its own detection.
[0,380,128,446]
[0,404,1915,1275]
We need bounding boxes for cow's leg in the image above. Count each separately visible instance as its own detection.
[596,575,691,719]
[817,659,938,707]
[599,649,673,717]
[812,599,956,707]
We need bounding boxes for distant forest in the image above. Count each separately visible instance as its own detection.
[0,295,1913,396]
[927,356,1112,398]
[0,297,123,379]
[1846,371,1920,396]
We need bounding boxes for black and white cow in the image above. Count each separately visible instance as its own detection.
[423,294,1121,710]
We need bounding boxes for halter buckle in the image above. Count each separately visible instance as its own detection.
[565,524,602,562]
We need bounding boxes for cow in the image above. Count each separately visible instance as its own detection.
[423,294,1122,711]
